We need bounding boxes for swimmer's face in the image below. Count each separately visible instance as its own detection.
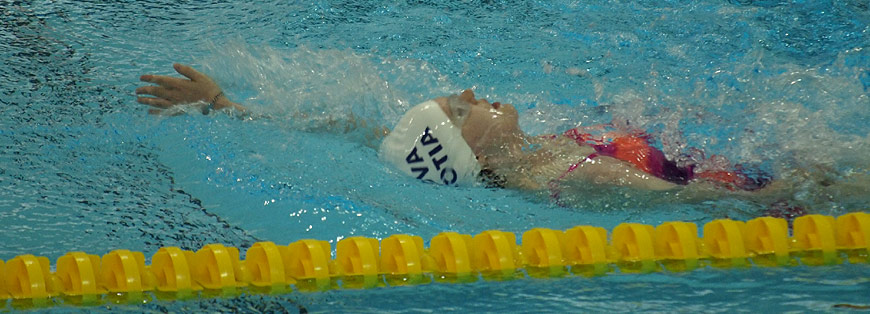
[435,89,522,159]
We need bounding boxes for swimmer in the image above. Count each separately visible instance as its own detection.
[136,64,781,199]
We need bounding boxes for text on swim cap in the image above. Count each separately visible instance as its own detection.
[404,127,458,185]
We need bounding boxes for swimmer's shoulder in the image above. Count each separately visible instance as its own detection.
[541,138,677,190]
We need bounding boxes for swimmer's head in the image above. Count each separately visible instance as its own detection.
[379,90,524,186]
[378,99,481,185]
[438,90,522,162]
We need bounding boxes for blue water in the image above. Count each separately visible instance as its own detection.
[1,0,868,312]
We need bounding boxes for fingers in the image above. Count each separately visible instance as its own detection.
[137,64,213,112]
[135,85,176,100]
[173,63,207,82]
[148,108,184,116]
[137,96,173,109]
[140,74,187,88]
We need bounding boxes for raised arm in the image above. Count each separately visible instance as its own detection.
[136,63,246,114]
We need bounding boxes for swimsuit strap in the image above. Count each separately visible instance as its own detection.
[547,152,599,206]
[544,128,606,205]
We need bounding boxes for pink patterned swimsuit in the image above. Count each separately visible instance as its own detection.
[547,127,768,200]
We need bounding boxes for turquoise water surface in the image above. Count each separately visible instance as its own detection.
[1,0,868,312]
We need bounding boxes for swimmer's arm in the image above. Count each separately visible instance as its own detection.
[136,63,248,114]
[563,156,678,191]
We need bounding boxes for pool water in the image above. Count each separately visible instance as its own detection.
[1,0,868,312]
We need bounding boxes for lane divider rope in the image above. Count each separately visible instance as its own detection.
[1,213,867,308]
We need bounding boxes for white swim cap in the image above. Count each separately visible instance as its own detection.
[379,100,481,186]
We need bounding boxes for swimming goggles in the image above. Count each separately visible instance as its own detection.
[445,94,470,127]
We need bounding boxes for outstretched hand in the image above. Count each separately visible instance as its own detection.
[136,63,243,114]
